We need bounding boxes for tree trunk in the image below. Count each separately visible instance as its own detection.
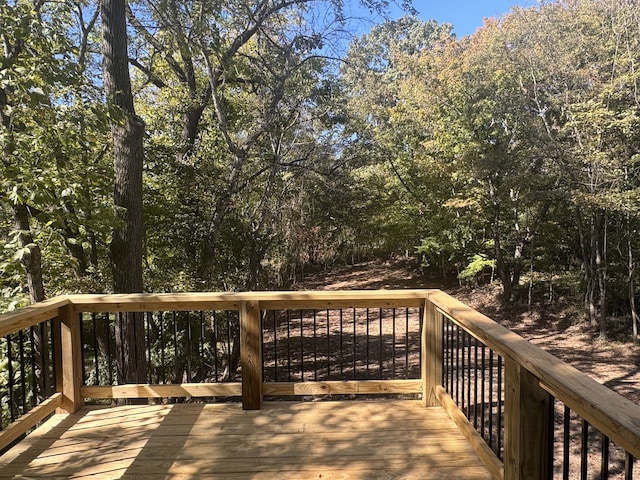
[12,204,46,303]
[595,209,607,339]
[199,152,250,284]
[177,104,207,165]
[101,0,147,387]
[12,203,51,400]
[489,181,513,301]
[627,217,638,344]
[2,82,50,400]
[576,206,597,325]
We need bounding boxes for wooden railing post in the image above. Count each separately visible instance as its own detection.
[55,305,84,413]
[504,358,552,480]
[422,297,443,407]
[240,300,262,410]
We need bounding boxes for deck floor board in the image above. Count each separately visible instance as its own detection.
[0,400,493,479]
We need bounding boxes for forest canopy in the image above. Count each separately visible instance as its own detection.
[1,0,640,341]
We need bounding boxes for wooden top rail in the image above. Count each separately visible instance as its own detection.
[427,289,640,459]
[0,289,430,340]
[65,290,432,312]
[0,296,70,338]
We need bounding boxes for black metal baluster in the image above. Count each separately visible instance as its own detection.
[273,310,278,383]
[481,343,486,441]
[600,433,610,480]
[625,452,634,479]
[456,324,461,405]
[199,312,205,382]
[442,317,446,389]
[7,334,15,422]
[365,308,370,380]
[466,331,472,418]
[313,309,317,381]
[353,308,357,379]
[29,326,37,406]
[92,313,100,384]
[186,312,192,382]
[462,330,467,413]
[48,320,57,399]
[226,311,232,380]
[326,310,330,381]
[160,312,166,384]
[146,312,152,383]
[106,313,114,385]
[39,321,50,396]
[497,354,503,460]
[18,330,26,414]
[563,405,571,480]
[300,310,304,382]
[581,419,589,480]
[212,311,218,382]
[418,308,423,378]
[339,309,344,377]
[450,320,455,395]
[489,349,494,451]
[547,395,555,480]
[287,310,291,382]
[473,338,479,429]
[80,315,86,384]
[405,308,409,379]
[118,312,126,384]
[392,308,397,379]
[173,311,179,383]
[379,308,383,379]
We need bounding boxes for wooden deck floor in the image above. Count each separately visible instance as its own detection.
[0,400,492,479]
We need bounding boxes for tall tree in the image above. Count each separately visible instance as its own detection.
[0,0,50,304]
[127,0,415,291]
[101,0,147,384]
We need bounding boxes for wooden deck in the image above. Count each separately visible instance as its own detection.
[0,400,492,479]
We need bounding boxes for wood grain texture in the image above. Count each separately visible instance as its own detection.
[240,300,262,409]
[0,393,62,452]
[64,290,432,312]
[80,380,419,399]
[0,296,69,338]
[80,383,243,399]
[423,299,443,407]
[427,289,640,459]
[0,401,492,479]
[436,386,504,480]
[263,379,421,395]
[503,359,551,480]
[59,305,83,413]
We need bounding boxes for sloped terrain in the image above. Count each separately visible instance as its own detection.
[299,258,640,405]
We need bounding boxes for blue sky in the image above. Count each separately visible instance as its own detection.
[384,0,536,37]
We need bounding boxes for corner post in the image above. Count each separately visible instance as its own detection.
[422,296,443,407]
[56,304,84,413]
[241,300,262,410]
[504,359,552,480]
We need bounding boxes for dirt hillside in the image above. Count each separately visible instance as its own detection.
[298,258,640,405]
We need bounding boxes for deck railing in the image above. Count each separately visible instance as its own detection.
[0,289,638,479]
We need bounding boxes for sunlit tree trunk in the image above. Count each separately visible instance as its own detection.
[595,210,607,339]
[101,0,147,387]
[2,84,50,401]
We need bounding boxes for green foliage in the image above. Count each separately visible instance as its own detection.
[458,254,496,285]
[0,0,113,302]
[2,0,640,342]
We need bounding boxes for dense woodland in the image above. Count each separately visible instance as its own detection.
[1,0,640,343]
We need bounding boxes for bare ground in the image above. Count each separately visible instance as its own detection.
[298,258,640,406]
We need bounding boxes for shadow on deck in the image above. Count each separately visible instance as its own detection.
[0,400,491,479]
